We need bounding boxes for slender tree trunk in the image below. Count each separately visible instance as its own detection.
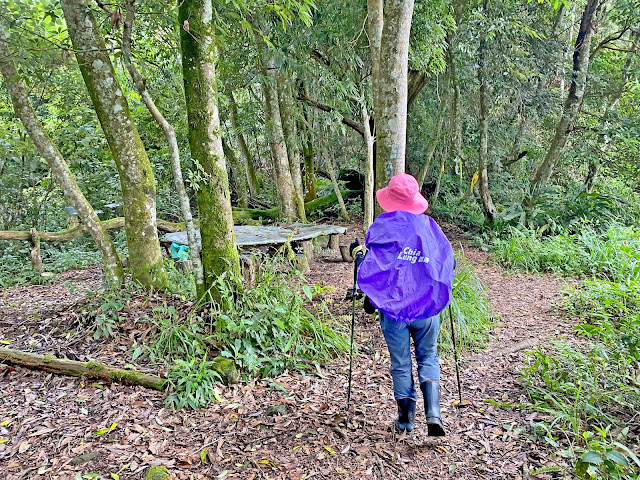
[179,0,240,298]
[255,35,297,220]
[375,0,415,191]
[367,0,383,130]
[227,89,259,197]
[221,138,249,208]
[432,155,446,202]
[361,101,375,236]
[121,0,204,294]
[321,137,350,222]
[278,76,307,221]
[301,103,317,202]
[417,72,449,190]
[60,0,165,288]
[530,0,600,192]
[477,19,497,222]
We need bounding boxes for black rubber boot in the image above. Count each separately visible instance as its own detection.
[395,398,416,435]
[421,382,446,436]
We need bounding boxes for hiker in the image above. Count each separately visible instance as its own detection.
[350,173,455,436]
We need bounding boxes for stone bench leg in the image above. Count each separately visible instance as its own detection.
[327,234,340,250]
[300,240,314,261]
[240,255,257,285]
[294,253,310,273]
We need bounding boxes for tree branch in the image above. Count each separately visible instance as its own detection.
[294,93,364,136]
[590,26,631,59]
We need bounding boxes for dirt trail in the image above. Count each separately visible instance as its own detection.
[0,230,574,479]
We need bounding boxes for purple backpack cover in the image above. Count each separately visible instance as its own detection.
[357,210,455,322]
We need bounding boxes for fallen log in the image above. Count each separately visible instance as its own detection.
[304,189,362,212]
[0,347,166,390]
[231,206,280,223]
[0,217,185,243]
[231,189,363,223]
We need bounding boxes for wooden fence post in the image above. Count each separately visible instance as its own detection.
[29,227,43,272]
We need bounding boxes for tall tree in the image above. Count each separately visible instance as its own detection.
[477,7,497,222]
[0,26,123,284]
[530,0,602,192]
[120,0,205,296]
[279,75,307,221]
[179,0,241,298]
[370,0,416,191]
[60,0,166,289]
[255,33,298,220]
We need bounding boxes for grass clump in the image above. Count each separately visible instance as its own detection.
[165,354,223,411]
[439,251,495,354]
[492,224,640,278]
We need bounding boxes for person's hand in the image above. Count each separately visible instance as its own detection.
[349,238,363,259]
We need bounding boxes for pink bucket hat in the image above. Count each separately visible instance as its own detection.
[376,173,429,214]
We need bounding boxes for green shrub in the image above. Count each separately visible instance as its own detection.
[165,354,223,411]
[500,185,640,234]
[209,260,349,377]
[148,256,349,410]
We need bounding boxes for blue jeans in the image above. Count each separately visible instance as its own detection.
[380,312,440,401]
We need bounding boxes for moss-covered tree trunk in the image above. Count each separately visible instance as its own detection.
[375,0,415,191]
[278,75,307,221]
[60,0,165,289]
[0,27,122,284]
[255,35,297,220]
[227,89,259,197]
[179,0,240,299]
[121,0,204,294]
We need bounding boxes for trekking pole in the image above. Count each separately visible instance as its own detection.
[346,260,357,408]
[449,303,469,407]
